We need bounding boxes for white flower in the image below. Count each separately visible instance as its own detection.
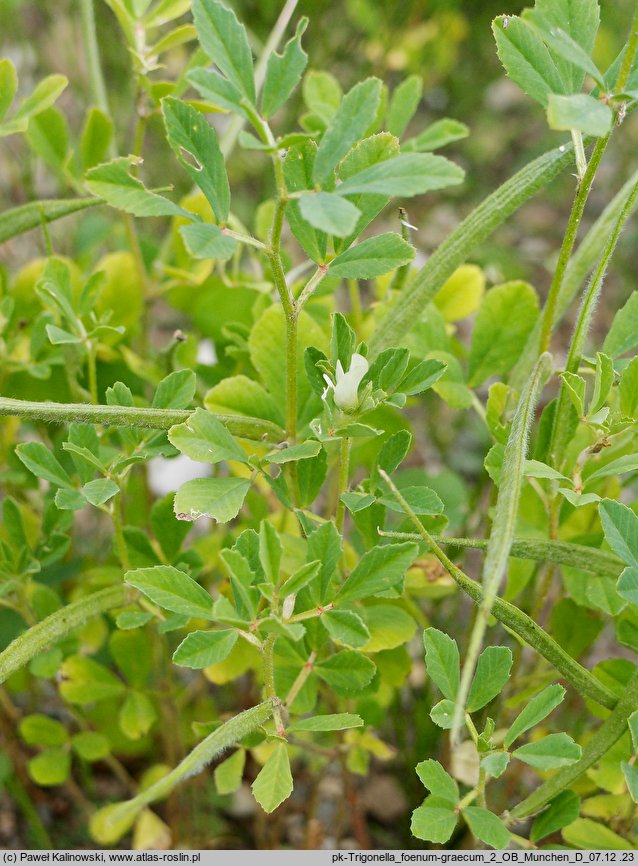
[332,352,369,411]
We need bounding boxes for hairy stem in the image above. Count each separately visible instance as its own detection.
[94,701,274,843]
[0,585,126,684]
[0,397,285,441]
[379,532,623,577]
[262,634,286,737]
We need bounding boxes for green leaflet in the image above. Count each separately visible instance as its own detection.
[547,93,613,137]
[15,442,74,490]
[530,791,580,843]
[125,565,214,619]
[338,542,418,603]
[530,0,600,92]
[599,499,638,568]
[492,14,565,108]
[467,281,539,386]
[387,74,423,137]
[504,684,566,748]
[329,233,415,280]
[153,370,197,410]
[0,58,18,120]
[251,744,293,814]
[403,118,469,152]
[298,192,361,237]
[173,477,251,524]
[313,77,382,184]
[466,646,512,712]
[192,0,255,103]
[261,18,308,118]
[335,153,464,197]
[85,156,193,219]
[411,797,457,844]
[423,628,460,701]
[168,407,247,464]
[172,630,238,668]
[179,223,237,262]
[162,96,230,223]
[416,759,459,803]
[0,72,68,138]
[214,750,245,795]
[512,732,582,770]
[463,807,510,850]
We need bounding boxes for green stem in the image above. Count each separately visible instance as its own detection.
[538,135,610,354]
[263,126,298,444]
[0,396,285,442]
[222,227,267,250]
[286,309,298,444]
[508,668,638,822]
[452,353,552,742]
[335,436,351,533]
[379,533,622,577]
[285,650,317,708]
[297,264,329,310]
[377,471,616,711]
[288,603,334,623]
[369,142,578,355]
[0,585,126,684]
[93,701,274,843]
[262,635,285,737]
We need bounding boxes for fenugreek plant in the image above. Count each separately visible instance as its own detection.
[1,0,638,851]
